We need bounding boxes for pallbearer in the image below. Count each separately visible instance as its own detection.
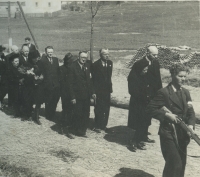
[92,49,113,133]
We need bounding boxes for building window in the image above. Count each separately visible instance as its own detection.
[48,2,51,7]
[35,2,38,7]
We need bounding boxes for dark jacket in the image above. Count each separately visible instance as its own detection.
[146,83,196,140]
[92,59,113,94]
[60,64,70,99]
[39,55,60,89]
[19,54,32,67]
[68,60,94,100]
[29,43,37,53]
[8,65,23,86]
[133,56,162,99]
[127,68,149,129]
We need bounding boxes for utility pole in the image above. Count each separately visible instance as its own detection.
[8,1,12,52]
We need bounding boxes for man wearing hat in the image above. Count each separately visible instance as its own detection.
[91,48,113,133]
[60,53,76,139]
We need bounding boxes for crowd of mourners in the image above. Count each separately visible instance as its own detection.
[0,38,197,177]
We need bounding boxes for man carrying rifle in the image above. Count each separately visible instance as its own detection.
[146,63,196,177]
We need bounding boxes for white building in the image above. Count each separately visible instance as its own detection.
[0,0,62,17]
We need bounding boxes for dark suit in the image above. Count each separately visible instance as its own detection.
[39,55,60,120]
[28,43,37,53]
[128,68,149,143]
[0,54,7,104]
[69,60,94,134]
[3,52,16,107]
[19,54,31,67]
[146,83,196,177]
[92,59,113,130]
[133,56,162,137]
[60,64,73,126]
[8,65,24,115]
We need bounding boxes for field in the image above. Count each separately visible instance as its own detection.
[1,1,200,177]
[0,1,200,54]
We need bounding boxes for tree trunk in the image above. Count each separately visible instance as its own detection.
[90,16,94,63]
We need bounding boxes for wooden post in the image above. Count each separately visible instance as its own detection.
[17,1,39,50]
[8,1,12,52]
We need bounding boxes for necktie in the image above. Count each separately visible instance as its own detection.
[176,89,184,108]
[49,58,52,64]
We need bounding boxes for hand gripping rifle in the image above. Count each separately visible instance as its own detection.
[161,106,200,146]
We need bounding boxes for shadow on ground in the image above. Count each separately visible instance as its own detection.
[104,126,134,146]
[114,167,155,177]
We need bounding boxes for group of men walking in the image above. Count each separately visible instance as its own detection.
[0,40,196,177]
[0,39,113,139]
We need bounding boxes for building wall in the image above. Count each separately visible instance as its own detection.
[0,0,62,17]
[23,0,61,13]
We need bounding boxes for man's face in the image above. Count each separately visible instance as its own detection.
[22,46,29,57]
[12,58,19,67]
[172,71,187,87]
[100,49,109,61]
[25,40,30,45]
[147,47,158,61]
[13,48,19,54]
[79,52,88,64]
[46,48,54,58]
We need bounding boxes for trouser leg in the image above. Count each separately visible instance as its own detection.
[160,136,183,177]
[95,93,110,130]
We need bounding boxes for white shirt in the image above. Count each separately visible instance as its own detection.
[101,60,107,67]
[145,56,151,65]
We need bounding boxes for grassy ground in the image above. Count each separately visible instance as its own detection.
[0,1,199,55]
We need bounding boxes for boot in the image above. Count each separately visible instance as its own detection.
[34,108,41,125]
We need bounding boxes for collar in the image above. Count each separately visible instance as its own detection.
[101,59,107,66]
[171,83,182,92]
[23,55,28,60]
[47,56,52,61]
[78,61,84,69]
[145,56,151,65]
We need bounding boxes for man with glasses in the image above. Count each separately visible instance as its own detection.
[69,51,96,137]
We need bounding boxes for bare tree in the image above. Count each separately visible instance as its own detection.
[90,1,102,62]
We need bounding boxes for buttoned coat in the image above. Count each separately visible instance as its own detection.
[60,65,71,99]
[39,55,60,90]
[92,59,113,94]
[146,83,196,140]
[68,60,94,100]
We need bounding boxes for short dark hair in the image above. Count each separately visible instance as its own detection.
[45,46,54,53]
[169,63,189,75]
[79,50,88,57]
[25,37,31,41]
[21,44,28,49]
[10,53,20,62]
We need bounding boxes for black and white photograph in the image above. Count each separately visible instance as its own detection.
[0,0,200,176]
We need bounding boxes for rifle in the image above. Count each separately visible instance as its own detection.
[161,106,200,146]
